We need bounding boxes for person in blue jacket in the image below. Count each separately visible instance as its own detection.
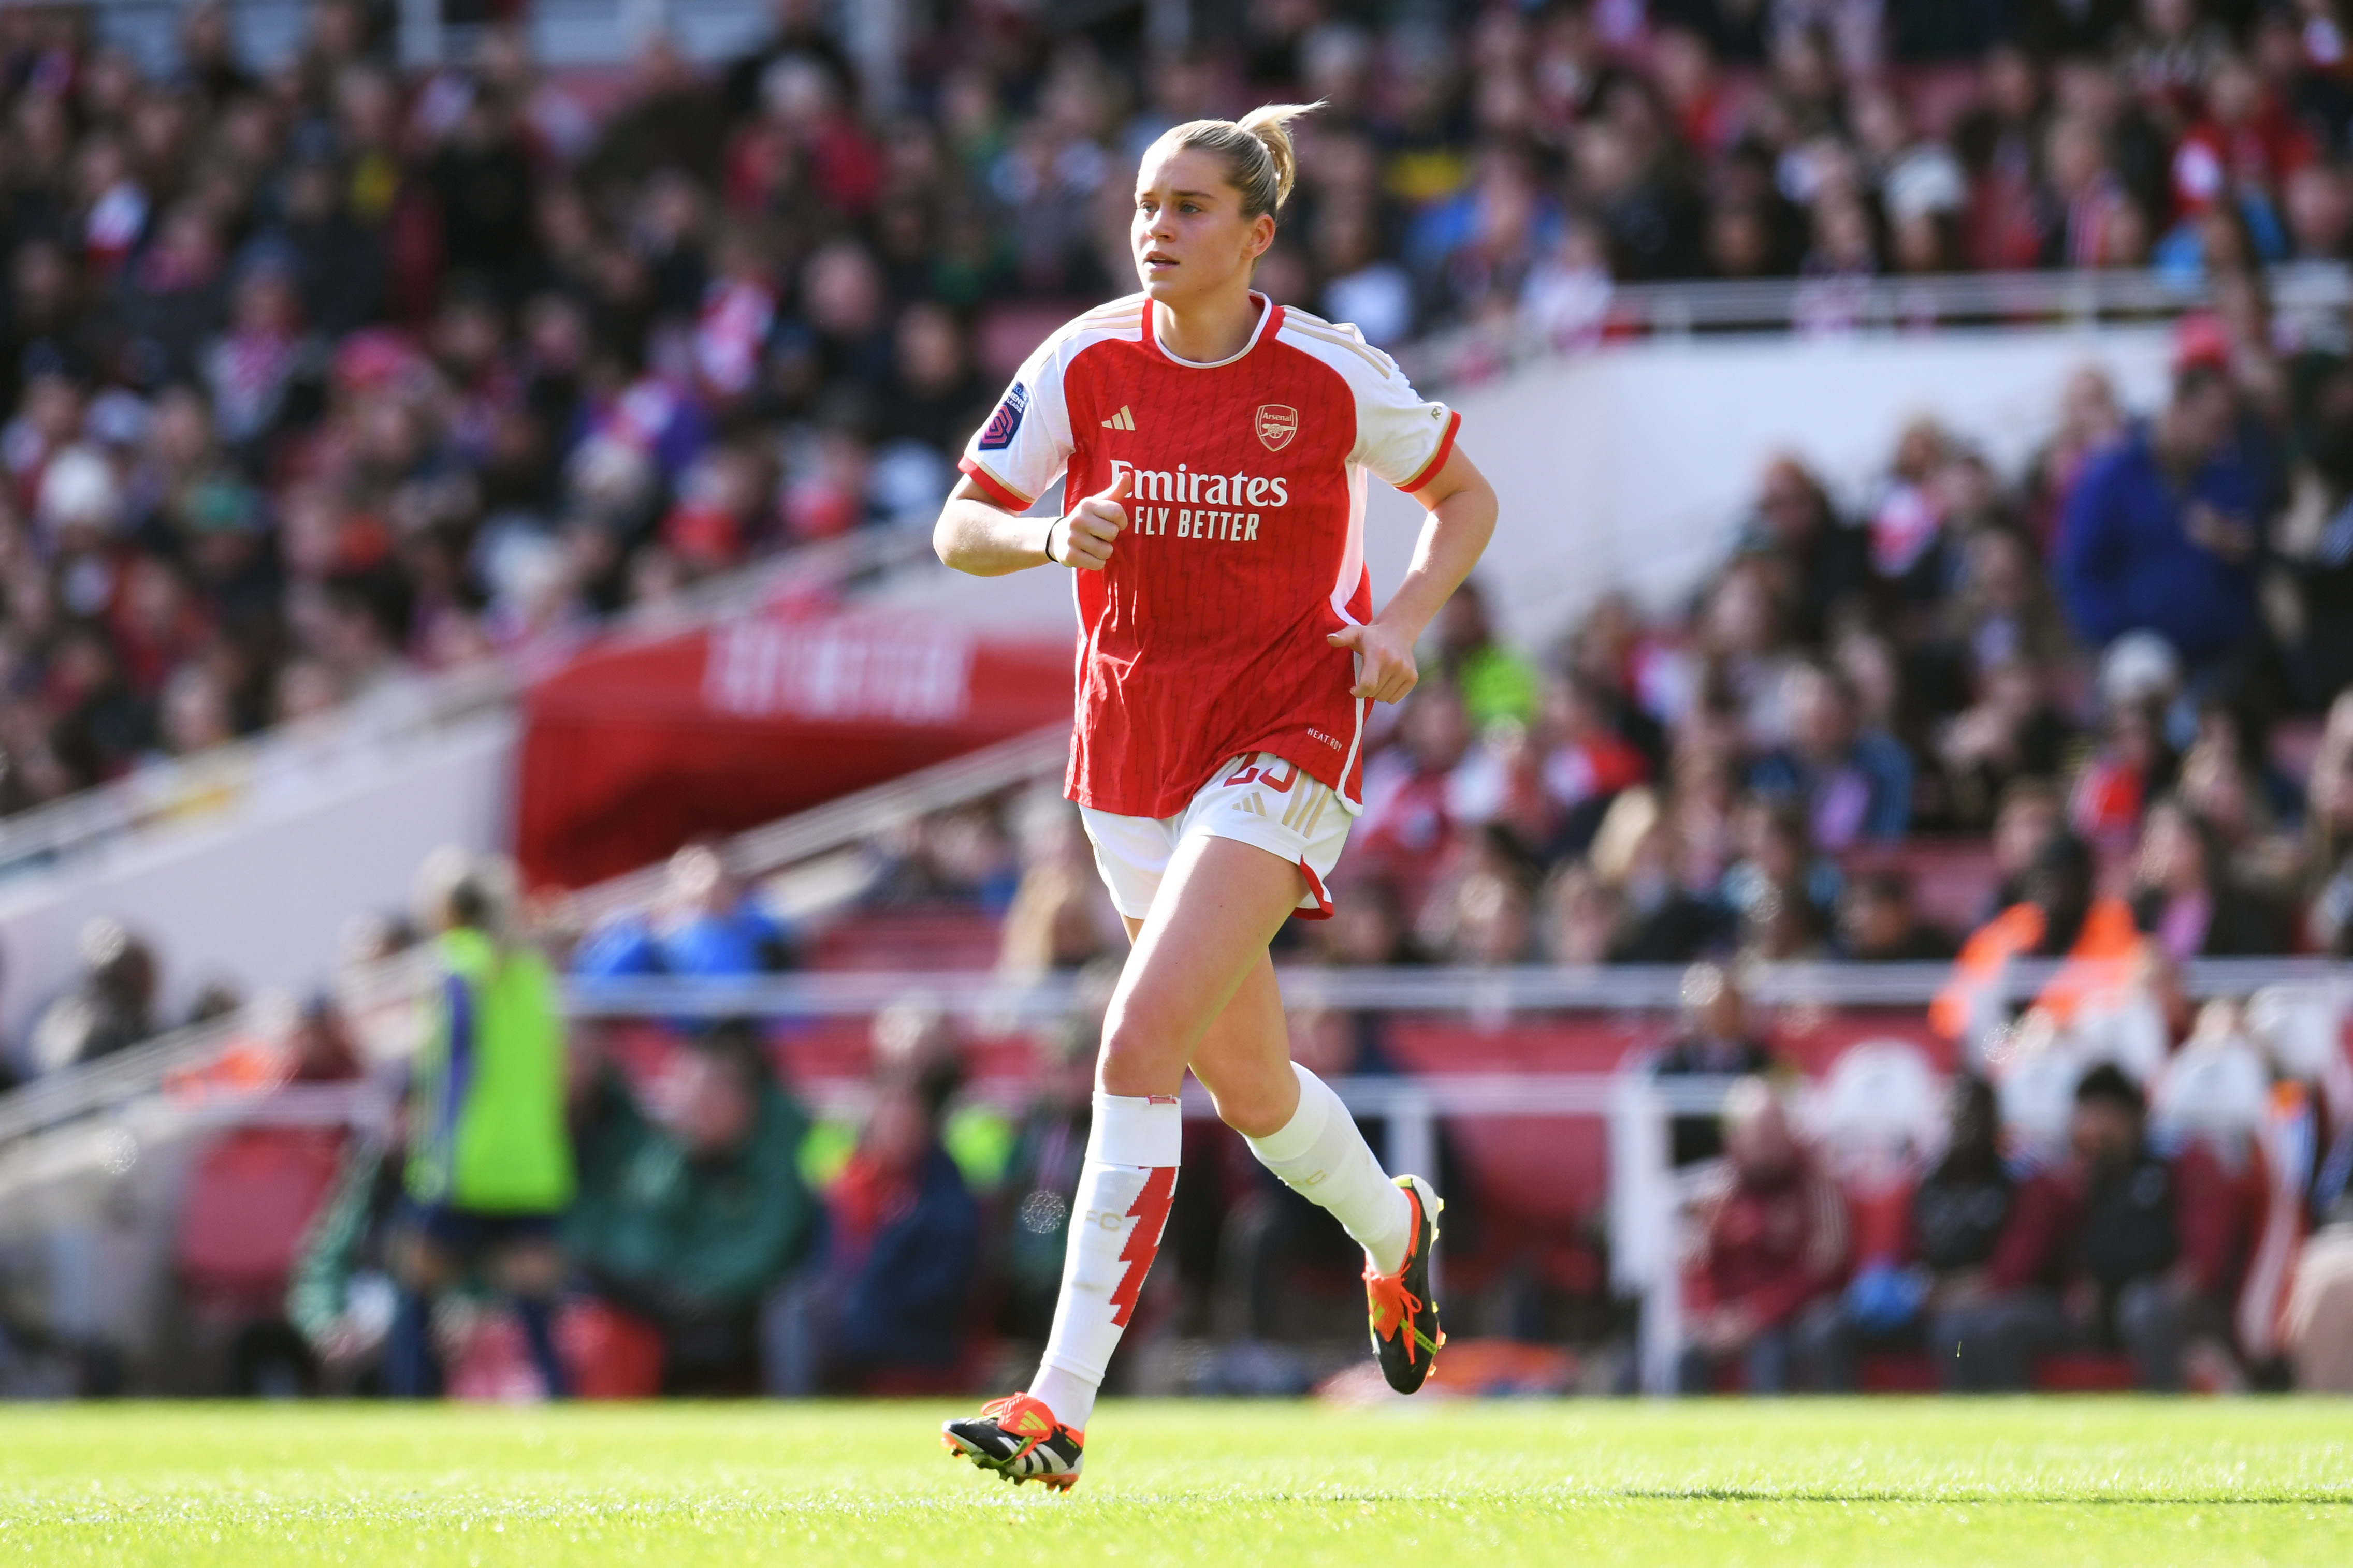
[2056,361,2265,684]
[570,841,792,981]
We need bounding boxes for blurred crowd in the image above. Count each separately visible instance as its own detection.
[21,0,2353,817]
[18,0,2353,1397]
[246,859,2353,1402]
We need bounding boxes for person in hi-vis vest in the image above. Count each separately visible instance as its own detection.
[388,849,575,1398]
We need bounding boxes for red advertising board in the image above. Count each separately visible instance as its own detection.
[516,609,1071,886]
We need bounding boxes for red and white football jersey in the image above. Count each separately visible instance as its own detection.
[958,291,1461,819]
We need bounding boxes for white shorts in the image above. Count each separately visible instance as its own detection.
[1079,753,1354,922]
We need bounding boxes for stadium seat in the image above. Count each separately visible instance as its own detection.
[1767,1009,1957,1078]
[176,1126,351,1315]
[2244,985,2349,1085]
[2031,1353,2137,1392]
[444,1300,667,1402]
[1813,1041,1942,1181]
[558,1300,667,1400]
[808,908,1005,972]
[1840,839,2002,936]
[1998,1048,2087,1162]
[2068,994,2171,1085]
[1379,1016,1636,1228]
[2153,1042,2270,1142]
[1857,1353,1941,1394]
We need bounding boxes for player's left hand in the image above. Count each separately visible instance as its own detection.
[1329,619,1418,704]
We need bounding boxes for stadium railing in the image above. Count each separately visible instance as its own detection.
[0,711,1065,1154]
[4,942,2343,1389]
[1406,261,2353,389]
[0,521,939,890]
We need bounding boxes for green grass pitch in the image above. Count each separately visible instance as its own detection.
[1,1399,2348,1565]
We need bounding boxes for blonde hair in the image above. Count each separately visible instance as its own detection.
[1152,101,1322,219]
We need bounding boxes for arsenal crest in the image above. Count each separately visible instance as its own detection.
[1255,404,1299,451]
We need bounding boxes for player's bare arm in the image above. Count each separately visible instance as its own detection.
[1329,444,1499,705]
[933,468,1129,575]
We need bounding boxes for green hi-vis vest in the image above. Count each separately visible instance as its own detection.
[405,928,574,1214]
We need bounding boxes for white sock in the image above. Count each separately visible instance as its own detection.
[1030,1091,1181,1432]
[1244,1064,1415,1276]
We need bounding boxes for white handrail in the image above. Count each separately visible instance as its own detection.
[1405,261,2353,389]
[0,711,1063,1149]
[554,956,2347,1019]
[566,721,1072,927]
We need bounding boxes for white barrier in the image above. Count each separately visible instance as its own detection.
[1362,324,2178,646]
[0,713,515,1044]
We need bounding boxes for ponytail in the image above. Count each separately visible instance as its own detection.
[1153,101,1323,219]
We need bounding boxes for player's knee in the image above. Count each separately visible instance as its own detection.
[1096,1019,1183,1098]
[1206,1069,1295,1139]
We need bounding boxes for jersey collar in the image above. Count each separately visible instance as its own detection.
[1143,291,1281,369]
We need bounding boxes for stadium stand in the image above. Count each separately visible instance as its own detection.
[5,0,2353,1403]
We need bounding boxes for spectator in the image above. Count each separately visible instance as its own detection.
[1539,861,1622,966]
[1715,794,1841,960]
[1797,1075,2012,1390]
[1987,776,2068,914]
[1934,833,2144,1046]
[566,1028,817,1393]
[2276,349,2353,701]
[1589,785,1726,966]
[998,799,1124,976]
[1941,519,2075,678]
[817,1074,980,1391]
[2304,691,2353,955]
[1941,1063,2249,1391]
[287,1112,410,1395]
[2070,640,2183,857]
[1356,682,1477,918]
[2025,364,2129,549]
[2289,1177,2353,1391]
[1693,559,1802,749]
[2056,360,2264,684]
[1934,654,2076,832]
[1652,963,1779,1169]
[1864,419,1956,615]
[1836,867,1958,962]
[387,851,573,1400]
[17,916,157,1079]
[571,840,791,979]
[1748,663,1913,851]
[993,1018,1096,1345]
[1536,672,1651,861]
[2128,795,2286,958]
[1677,1077,1850,1395]
[1722,456,1863,653]
[1429,579,1538,731]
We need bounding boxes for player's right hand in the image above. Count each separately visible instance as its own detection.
[1048,469,1129,570]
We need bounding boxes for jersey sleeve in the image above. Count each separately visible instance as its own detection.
[958,334,1077,511]
[1351,353,1461,494]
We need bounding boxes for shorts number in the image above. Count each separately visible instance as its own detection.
[1223,757,1299,792]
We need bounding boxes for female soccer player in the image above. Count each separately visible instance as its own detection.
[936,103,1497,1488]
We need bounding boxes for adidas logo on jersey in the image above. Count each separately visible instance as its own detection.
[1100,405,1136,431]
